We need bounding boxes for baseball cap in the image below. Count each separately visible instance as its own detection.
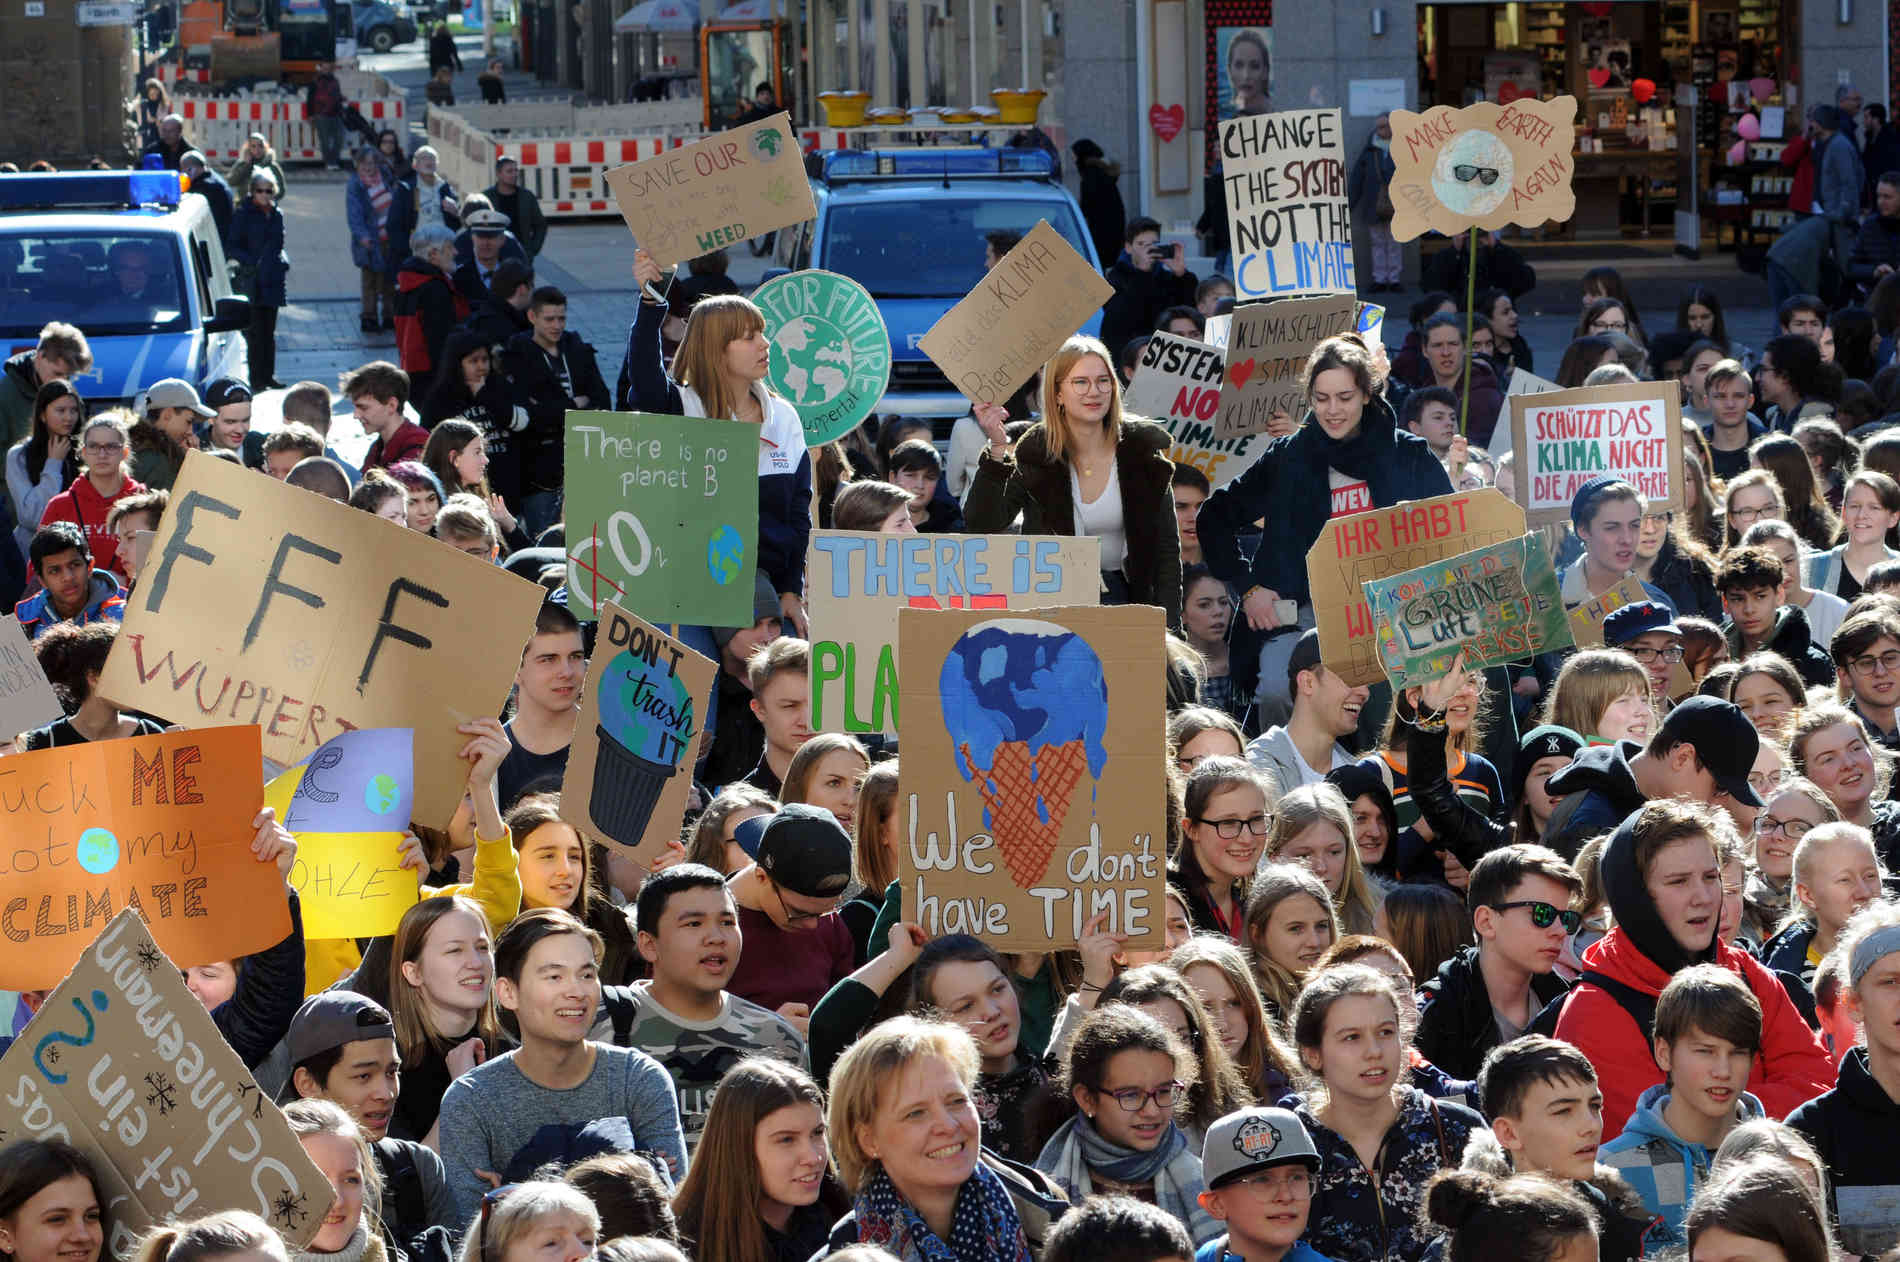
[757,804,853,899]
[732,812,770,859]
[203,377,252,409]
[1654,695,1764,808]
[466,208,511,235]
[1202,1107,1321,1189]
[1603,601,1681,647]
[286,992,394,1067]
[1284,627,1325,695]
[145,377,216,418]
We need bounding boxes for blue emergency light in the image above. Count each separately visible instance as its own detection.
[0,170,183,212]
[821,148,1057,182]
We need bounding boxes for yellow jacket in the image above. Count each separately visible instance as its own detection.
[302,830,522,996]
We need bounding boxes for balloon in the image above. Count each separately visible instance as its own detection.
[1737,113,1761,140]
[1632,78,1656,104]
[1750,77,1775,104]
[1728,140,1748,164]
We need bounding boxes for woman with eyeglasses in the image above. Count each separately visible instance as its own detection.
[226,169,289,390]
[1035,1004,1221,1245]
[461,1181,599,1262]
[1762,823,1883,989]
[1575,296,1638,343]
[967,335,1182,627]
[37,411,144,582]
[1809,471,1900,602]
[1741,780,1838,946]
[1167,707,1247,780]
[1723,470,1789,550]
[1167,758,1274,938]
[1632,506,1722,620]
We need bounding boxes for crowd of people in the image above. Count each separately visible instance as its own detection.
[16,99,1900,1262]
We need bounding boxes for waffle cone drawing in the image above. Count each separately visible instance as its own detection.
[959,737,1088,888]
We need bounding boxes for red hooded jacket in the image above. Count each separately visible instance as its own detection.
[1555,929,1834,1138]
[39,472,148,582]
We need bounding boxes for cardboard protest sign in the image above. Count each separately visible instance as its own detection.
[0,725,284,991]
[1203,314,1230,349]
[1364,533,1571,689]
[1566,576,1648,647]
[808,532,1101,735]
[0,615,62,741]
[96,452,546,830]
[1356,302,1385,348]
[1387,97,1579,242]
[603,112,814,268]
[919,220,1115,405]
[751,270,892,447]
[1508,380,1685,527]
[1307,489,1528,687]
[1486,368,1564,458]
[0,910,334,1257]
[262,728,418,941]
[1218,108,1354,301]
[898,605,1166,951]
[1217,294,1358,440]
[563,411,761,627]
[561,602,714,865]
[1126,332,1268,488]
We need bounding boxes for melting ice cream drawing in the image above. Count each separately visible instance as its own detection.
[938,618,1110,887]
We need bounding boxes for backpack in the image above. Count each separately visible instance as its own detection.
[1527,969,1658,1042]
[598,985,637,1046]
[373,1138,428,1238]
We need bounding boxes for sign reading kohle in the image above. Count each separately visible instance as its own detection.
[919,220,1115,405]
[807,531,1101,735]
[563,411,760,627]
[1385,97,1579,242]
[1218,108,1354,300]
[1124,332,1266,487]
[0,910,335,1259]
[603,113,815,267]
[751,270,892,447]
[95,451,547,829]
[1364,534,1571,689]
[263,728,418,942]
[1508,380,1686,527]
[1217,294,1357,440]
[1307,489,1528,688]
[898,605,1166,951]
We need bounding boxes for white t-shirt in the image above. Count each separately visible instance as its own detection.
[1071,460,1127,571]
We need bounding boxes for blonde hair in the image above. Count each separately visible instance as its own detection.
[133,1213,287,1262]
[1037,336,1124,463]
[826,1017,981,1192]
[458,1181,599,1262]
[1544,649,1651,739]
[675,296,773,423]
[1267,782,1380,934]
[281,1099,382,1237]
[1787,822,1882,932]
[853,760,901,892]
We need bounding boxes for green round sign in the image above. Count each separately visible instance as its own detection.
[751,269,892,447]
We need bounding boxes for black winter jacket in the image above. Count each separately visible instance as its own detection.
[1415,945,1570,1080]
[1541,741,1647,860]
[213,891,306,1070]
[1646,538,1722,621]
[1849,211,1900,286]
[501,329,609,494]
[1400,701,1508,876]
[1721,603,1836,687]
[1789,1047,1900,1257]
[1099,251,1197,358]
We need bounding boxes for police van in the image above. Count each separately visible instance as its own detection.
[0,170,250,409]
[766,148,1103,430]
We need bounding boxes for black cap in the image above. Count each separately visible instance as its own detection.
[757,804,853,898]
[1654,696,1764,808]
[1284,627,1324,695]
[204,376,253,408]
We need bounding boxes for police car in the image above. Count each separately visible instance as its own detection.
[766,148,1103,428]
[0,170,250,409]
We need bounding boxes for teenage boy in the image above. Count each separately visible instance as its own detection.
[1600,966,1766,1247]
[1472,1036,1655,1262]
[1417,846,1580,1079]
[1702,360,1766,481]
[0,320,91,448]
[1604,602,1684,708]
[1790,903,1900,1257]
[437,908,687,1219]
[603,864,807,1154]
[1542,696,1762,860]
[1832,609,1900,750]
[503,286,608,540]
[1778,295,1828,341]
[500,600,586,808]
[702,575,781,789]
[131,378,213,490]
[1757,333,1827,431]
[1559,478,1675,609]
[1245,629,1368,800]
[15,522,123,640]
[1050,1197,1194,1262]
[888,438,961,532]
[1739,519,1847,654]
[1718,544,1835,685]
[1401,386,1460,461]
[742,636,813,796]
[347,362,428,470]
[1171,465,1211,567]
[262,424,325,480]
[726,805,856,1027]
[1810,948,1860,1064]
[1193,1107,1327,1262]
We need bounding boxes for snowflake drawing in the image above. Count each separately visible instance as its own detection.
[143,1072,177,1115]
[270,1190,308,1230]
[43,1046,59,1066]
[236,1082,265,1119]
[135,944,164,972]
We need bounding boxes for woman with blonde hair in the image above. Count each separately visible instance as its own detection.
[780,732,871,835]
[229,131,287,200]
[629,248,810,636]
[1169,937,1297,1104]
[281,1100,389,1262]
[966,334,1182,626]
[685,785,777,874]
[1761,822,1883,986]
[1265,783,1380,935]
[1543,648,1655,744]
[821,1016,1069,1262]
[458,1182,599,1262]
[672,1058,848,1262]
[133,1213,287,1262]
[1243,863,1338,1025]
[383,894,504,1143]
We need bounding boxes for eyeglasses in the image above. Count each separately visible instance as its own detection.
[1065,376,1116,395]
[1098,1080,1185,1112]
[1591,318,1630,333]
[1453,165,1500,185]
[84,440,124,454]
[1194,814,1271,839]
[1756,814,1816,840]
[1748,769,1785,795]
[774,883,839,927]
[1489,900,1583,933]
[1850,650,1900,677]
[1727,505,1771,524]
[1642,511,1675,527]
[1623,644,1685,665]
[1225,1168,1313,1198]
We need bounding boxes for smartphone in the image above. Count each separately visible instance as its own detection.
[1274,599,1298,625]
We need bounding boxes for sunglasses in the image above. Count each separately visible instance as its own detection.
[1489,900,1583,933]
[1453,165,1500,186]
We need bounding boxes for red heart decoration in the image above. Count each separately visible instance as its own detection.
[1632,77,1656,104]
[1228,359,1256,389]
[1497,82,1522,105]
[1149,103,1186,143]
[1587,68,1612,90]
[1580,1,1612,14]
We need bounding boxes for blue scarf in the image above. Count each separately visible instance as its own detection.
[852,1160,1031,1262]
[1033,1113,1220,1245]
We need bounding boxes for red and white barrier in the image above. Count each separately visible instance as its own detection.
[174,91,406,161]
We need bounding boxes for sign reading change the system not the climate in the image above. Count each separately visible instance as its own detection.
[751,270,892,447]
[1219,108,1354,301]
[1508,380,1685,527]
[564,411,761,627]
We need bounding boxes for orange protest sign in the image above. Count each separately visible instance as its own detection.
[0,725,286,990]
